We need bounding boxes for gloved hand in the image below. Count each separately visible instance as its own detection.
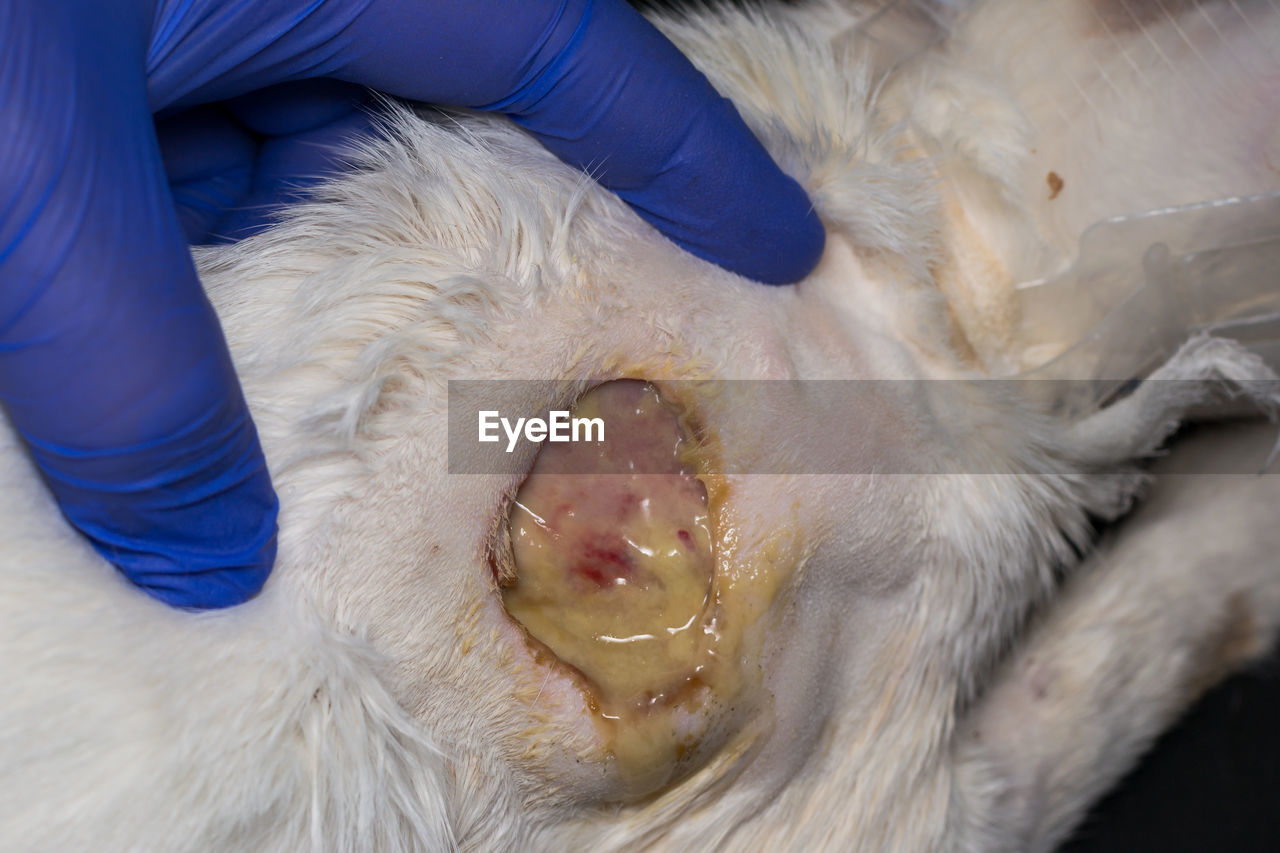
[0,0,825,610]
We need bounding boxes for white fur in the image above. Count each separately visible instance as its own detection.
[2,2,1278,851]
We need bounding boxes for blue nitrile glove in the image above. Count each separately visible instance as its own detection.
[1,0,825,610]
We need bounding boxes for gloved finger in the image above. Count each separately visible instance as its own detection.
[143,0,824,284]
[155,105,260,243]
[335,0,826,283]
[224,78,369,136]
[2,3,277,608]
[208,107,378,242]
[155,80,370,243]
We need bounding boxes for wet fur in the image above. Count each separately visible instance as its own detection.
[1,2,1278,850]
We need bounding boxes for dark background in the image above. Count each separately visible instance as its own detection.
[1059,654,1280,852]
[629,1,1280,849]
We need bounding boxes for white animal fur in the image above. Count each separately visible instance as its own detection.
[2,1,1278,850]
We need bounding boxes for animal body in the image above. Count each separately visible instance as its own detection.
[2,1,1278,850]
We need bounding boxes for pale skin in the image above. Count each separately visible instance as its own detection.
[0,2,1277,850]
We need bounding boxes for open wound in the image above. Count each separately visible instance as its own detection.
[501,380,716,710]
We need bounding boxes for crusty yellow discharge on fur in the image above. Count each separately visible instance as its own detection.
[501,381,722,796]
[502,380,802,798]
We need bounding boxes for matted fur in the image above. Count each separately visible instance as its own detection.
[2,2,1278,851]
